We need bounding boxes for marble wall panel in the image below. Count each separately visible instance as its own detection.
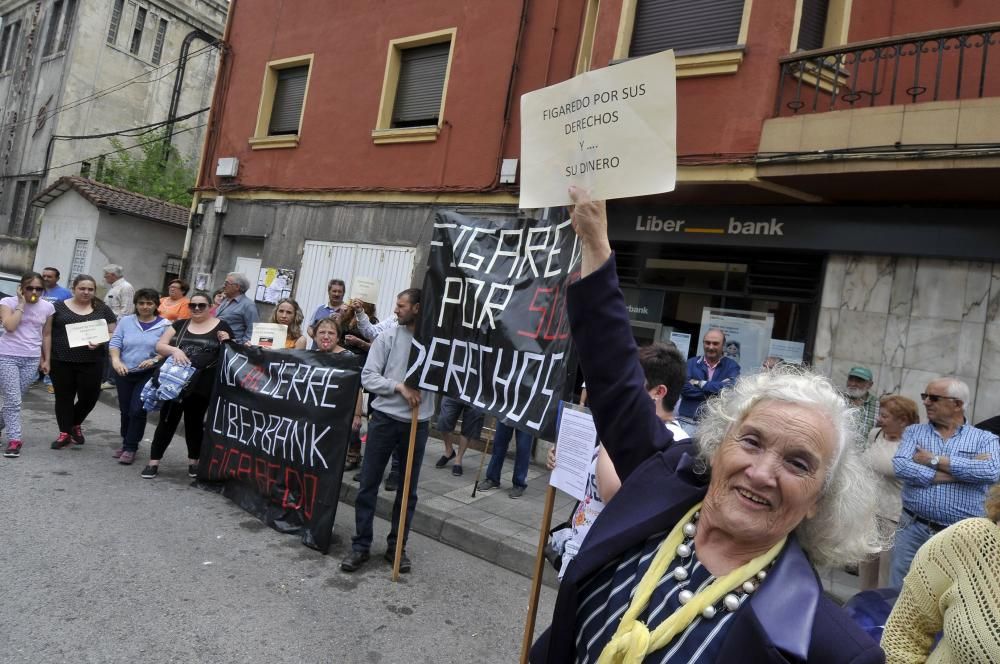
[973,377,1000,423]
[980,322,1000,378]
[903,318,963,375]
[821,255,849,309]
[889,257,916,317]
[882,315,908,368]
[842,256,894,313]
[911,259,968,321]
[814,307,840,365]
[875,364,903,397]
[964,262,992,323]
[988,264,1000,323]
[832,310,887,366]
[957,322,985,377]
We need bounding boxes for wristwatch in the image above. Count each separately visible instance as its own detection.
[929,455,940,469]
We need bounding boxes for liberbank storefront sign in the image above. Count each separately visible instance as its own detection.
[608,204,1000,261]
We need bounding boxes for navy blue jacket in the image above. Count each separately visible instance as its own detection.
[530,255,883,664]
[678,354,741,420]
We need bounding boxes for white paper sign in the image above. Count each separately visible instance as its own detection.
[66,320,110,347]
[549,403,599,501]
[520,50,677,208]
[250,323,288,349]
[768,339,805,365]
[351,276,379,304]
[669,331,691,357]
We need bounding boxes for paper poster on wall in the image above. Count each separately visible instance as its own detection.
[698,308,774,373]
[255,267,295,304]
[668,331,691,357]
[194,272,212,291]
[520,49,676,208]
[768,339,805,365]
[351,276,379,304]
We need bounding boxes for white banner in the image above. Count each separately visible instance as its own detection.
[519,50,677,209]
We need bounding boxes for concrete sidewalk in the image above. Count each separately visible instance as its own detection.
[94,388,862,598]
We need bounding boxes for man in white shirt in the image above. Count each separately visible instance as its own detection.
[102,264,134,319]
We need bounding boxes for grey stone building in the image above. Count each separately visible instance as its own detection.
[0,0,226,277]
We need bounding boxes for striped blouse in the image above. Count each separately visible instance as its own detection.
[574,530,752,663]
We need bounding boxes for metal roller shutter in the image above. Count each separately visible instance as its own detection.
[268,66,309,135]
[392,42,450,127]
[797,0,829,51]
[629,0,745,57]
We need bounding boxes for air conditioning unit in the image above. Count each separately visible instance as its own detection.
[216,157,239,177]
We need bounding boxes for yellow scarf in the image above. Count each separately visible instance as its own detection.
[596,502,786,664]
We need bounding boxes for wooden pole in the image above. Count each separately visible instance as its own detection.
[392,406,420,582]
[520,484,557,664]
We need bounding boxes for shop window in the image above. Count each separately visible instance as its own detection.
[372,28,456,144]
[249,54,313,150]
[151,17,167,65]
[129,5,146,55]
[0,19,22,72]
[797,0,830,50]
[615,0,749,76]
[107,0,124,45]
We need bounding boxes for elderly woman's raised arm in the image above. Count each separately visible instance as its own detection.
[565,188,674,480]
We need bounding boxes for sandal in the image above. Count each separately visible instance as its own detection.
[434,450,456,468]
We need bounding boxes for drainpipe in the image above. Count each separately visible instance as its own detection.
[163,28,219,161]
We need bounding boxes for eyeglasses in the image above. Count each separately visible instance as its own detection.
[23,286,44,292]
[223,281,237,287]
[189,302,210,311]
[921,393,961,403]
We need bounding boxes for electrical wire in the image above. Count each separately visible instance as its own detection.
[48,107,209,141]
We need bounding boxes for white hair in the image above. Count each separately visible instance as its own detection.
[227,272,250,293]
[695,365,885,568]
[102,264,124,277]
[940,377,971,413]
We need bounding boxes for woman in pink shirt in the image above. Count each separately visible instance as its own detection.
[0,272,54,458]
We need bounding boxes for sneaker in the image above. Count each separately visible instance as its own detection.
[3,440,22,457]
[140,464,159,479]
[51,433,73,449]
[340,550,370,573]
[46,384,55,394]
[112,448,124,459]
[509,485,526,499]
[383,549,411,573]
[188,464,198,478]
[384,472,400,492]
[71,425,85,445]
[477,478,500,491]
[118,450,136,465]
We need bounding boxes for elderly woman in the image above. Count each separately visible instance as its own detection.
[881,485,1000,662]
[158,279,191,321]
[530,189,884,663]
[214,272,258,343]
[859,395,920,590]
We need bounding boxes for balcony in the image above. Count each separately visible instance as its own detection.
[757,23,1000,203]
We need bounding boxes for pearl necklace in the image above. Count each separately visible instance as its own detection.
[669,510,771,620]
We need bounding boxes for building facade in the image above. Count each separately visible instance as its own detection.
[190,0,1000,420]
[0,0,226,278]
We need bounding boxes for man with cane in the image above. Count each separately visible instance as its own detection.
[341,288,434,574]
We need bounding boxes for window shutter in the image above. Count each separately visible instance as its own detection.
[629,0,745,57]
[797,0,829,51]
[107,0,124,45]
[268,66,308,135]
[391,42,450,127]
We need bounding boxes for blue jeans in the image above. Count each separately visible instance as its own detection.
[352,410,428,553]
[486,421,533,488]
[889,513,936,588]
[115,369,153,452]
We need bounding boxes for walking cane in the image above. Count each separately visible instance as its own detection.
[472,426,493,498]
[392,405,420,582]
[520,484,557,664]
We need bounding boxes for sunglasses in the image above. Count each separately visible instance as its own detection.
[23,286,44,292]
[189,302,210,310]
[920,393,961,403]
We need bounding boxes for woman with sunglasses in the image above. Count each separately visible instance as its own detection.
[49,274,118,449]
[141,292,231,479]
[0,273,54,457]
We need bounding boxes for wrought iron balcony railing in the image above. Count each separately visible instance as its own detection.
[774,23,1000,116]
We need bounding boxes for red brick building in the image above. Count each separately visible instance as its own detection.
[189,0,1000,419]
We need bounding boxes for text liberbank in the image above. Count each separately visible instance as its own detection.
[635,215,785,236]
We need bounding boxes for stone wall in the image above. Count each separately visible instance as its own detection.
[815,255,997,423]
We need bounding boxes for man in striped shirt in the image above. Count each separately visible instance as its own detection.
[890,376,1000,588]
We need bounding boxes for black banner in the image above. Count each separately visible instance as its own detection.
[198,342,361,553]
[408,210,580,439]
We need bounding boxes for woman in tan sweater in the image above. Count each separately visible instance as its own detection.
[881,484,1000,662]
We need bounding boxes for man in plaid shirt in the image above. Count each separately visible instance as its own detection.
[845,366,879,444]
[889,376,1000,587]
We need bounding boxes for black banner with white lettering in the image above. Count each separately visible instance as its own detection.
[407,210,580,439]
[198,342,361,553]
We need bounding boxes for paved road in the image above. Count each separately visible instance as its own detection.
[0,386,555,663]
